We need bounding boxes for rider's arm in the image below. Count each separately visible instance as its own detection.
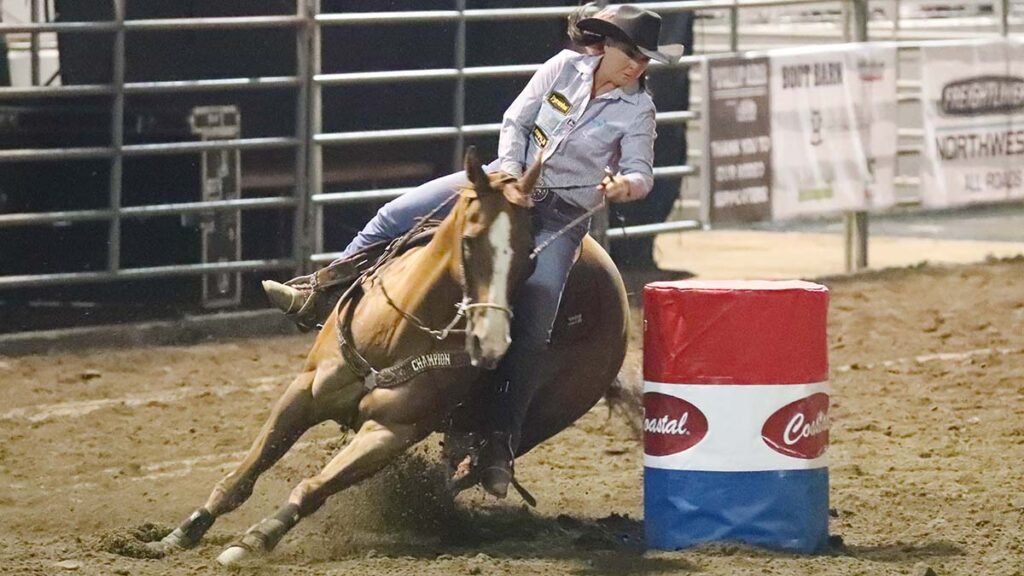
[615,101,657,200]
[497,50,574,177]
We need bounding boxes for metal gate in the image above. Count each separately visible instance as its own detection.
[0,1,306,295]
[1,0,1020,302]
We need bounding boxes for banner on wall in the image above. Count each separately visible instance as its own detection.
[705,56,773,224]
[920,39,1024,208]
[768,44,898,220]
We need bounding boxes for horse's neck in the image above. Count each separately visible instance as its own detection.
[373,216,464,329]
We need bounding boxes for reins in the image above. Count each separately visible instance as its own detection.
[529,167,618,259]
[530,199,606,260]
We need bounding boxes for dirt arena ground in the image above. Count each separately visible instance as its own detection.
[0,258,1022,576]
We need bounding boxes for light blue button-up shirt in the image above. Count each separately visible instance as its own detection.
[497,50,657,210]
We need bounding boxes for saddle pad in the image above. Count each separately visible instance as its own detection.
[549,259,596,345]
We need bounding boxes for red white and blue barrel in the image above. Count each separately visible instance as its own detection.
[643,280,830,553]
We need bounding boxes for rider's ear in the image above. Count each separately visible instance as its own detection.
[463,146,490,193]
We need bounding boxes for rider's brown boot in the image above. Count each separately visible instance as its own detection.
[479,431,514,499]
[262,254,369,332]
[262,280,321,332]
[262,281,306,316]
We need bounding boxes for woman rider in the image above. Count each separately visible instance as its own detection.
[264,4,682,497]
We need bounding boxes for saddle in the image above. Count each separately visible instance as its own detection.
[287,218,599,347]
[283,220,444,332]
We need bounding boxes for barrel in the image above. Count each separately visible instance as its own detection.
[643,280,830,553]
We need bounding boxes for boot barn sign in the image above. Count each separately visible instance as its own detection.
[704,43,899,224]
[920,38,1024,208]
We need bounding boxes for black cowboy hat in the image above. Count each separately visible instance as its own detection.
[576,4,684,64]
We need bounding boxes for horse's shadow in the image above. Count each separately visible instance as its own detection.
[833,540,965,562]
[270,446,963,574]
[292,494,967,575]
[299,503,699,575]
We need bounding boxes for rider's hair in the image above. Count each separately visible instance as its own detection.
[566,2,606,49]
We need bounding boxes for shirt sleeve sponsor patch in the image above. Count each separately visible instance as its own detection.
[546,91,572,115]
[532,125,550,147]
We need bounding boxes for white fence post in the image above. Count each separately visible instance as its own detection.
[699,56,713,229]
[845,0,871,273]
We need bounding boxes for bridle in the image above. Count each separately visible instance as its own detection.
[332,188,519,389]
[363,179,612,340]
[380,291,512,342]
[376,190,516,342]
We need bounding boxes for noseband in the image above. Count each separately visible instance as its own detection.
[381,291,513,342]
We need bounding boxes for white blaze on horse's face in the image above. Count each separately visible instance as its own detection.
[466,210,514,369]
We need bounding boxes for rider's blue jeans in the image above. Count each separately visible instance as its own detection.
[337,162,591,445]
[337,161,589,349]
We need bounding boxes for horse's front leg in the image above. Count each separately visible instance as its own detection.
[148,366,330,555]
[216,417,424,567]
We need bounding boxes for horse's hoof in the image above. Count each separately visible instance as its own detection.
[262,280,303,314]
[142,528,190,557]
[142,537,176,557]
[141,540,172,558]
[216,545,256,567]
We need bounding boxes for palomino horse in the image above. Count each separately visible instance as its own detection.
[149,149,630,566]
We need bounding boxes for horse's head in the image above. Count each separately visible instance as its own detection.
[457,147,538,369]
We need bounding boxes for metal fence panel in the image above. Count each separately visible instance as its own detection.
[2,0,1021,294]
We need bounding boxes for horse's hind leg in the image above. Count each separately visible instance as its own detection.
[216,417,423,567]
[148,369,320,554]
[515,344,624,458]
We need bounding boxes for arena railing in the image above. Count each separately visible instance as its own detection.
[2,0,1020,293]
[307,0,868,265]
[0,1,309,290]
[309,0,1021,269]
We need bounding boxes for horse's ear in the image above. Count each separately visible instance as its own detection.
[520,154,544,197]
[463,146,490,193]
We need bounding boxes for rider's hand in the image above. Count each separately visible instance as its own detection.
[598,170,636,203]
[503,182,534,208]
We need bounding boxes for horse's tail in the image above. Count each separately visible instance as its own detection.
[604,373,643,440]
